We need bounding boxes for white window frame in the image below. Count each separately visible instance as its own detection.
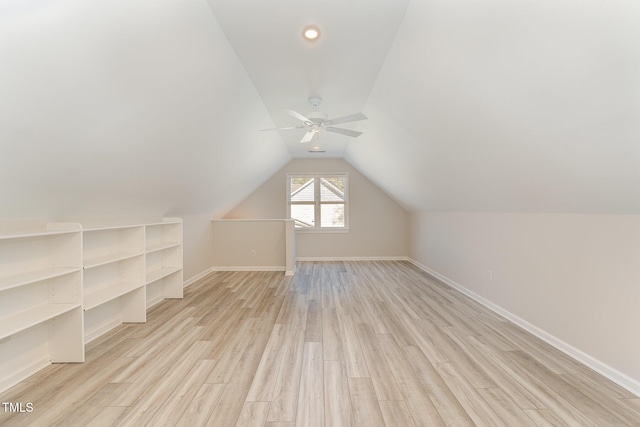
[286,173,349,233]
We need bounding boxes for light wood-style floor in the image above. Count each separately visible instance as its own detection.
[1,261,639,426]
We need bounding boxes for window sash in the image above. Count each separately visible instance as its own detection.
[287,173,348,231]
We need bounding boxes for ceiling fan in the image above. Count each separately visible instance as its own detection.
[260,97,367,143]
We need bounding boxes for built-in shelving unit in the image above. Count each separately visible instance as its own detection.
[145,219,183,307]
[0,217,184,393]
[81,224,146,342]
[0,221,84,394]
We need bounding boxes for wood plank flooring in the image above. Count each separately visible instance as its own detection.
[1,261,639,426]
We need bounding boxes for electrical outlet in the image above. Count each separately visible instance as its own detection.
[250,250,256,257]
[487,270,493,281]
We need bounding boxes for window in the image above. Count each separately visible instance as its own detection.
[286,173,348,231]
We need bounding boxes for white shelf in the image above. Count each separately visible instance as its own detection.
[84,282,145,311]
[0,267,80,292]
[82,224,145,232]
[0,222,81,241]
[145,241,180,254]
[145,218,182,226]
[0,217,183,393]
[0,303,81,341]
[83,251,143,269]
[146,266,181,284]
[0,229,79,240]
[62,217,181,230]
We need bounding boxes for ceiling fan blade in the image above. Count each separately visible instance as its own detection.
[285,109,312,123]
[259,126,305,131]
[323,112,368,126]
[324,127,363,138]
[300,131,316,143]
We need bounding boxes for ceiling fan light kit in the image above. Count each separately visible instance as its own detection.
[259,97,368,144]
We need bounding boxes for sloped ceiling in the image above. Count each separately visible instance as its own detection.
[208,0,640,214]
[206,0,410,158]
[1,0,639,218]
[346,0,640,213]
[0,0,290,218]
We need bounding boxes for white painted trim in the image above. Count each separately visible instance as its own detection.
[296,256,409,262]
[212,266,286,272]
[407,258,640,398]
[211,218,287,222]
[146,295,164,309]
[285,220,296,276]
[295,228,350,234]
[286,172,350,231]
[285,267,297,276]
[183,267,216,288]
[0,356,50,394]
[84,319,122,344]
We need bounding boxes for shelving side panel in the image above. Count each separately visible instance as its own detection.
[121,287,146,323]
[50,307,84,362]
[146,280,165,308]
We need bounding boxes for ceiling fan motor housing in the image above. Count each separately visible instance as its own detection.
[304,111,328,124]
[308,97,322,109]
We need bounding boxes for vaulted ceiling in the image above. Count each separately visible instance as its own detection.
[1,0,639,217]
[208,0,640,213]
[206,0,409,158]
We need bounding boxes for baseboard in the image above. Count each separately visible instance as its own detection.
[0,356,50,394]
[84,319,122,344]
[146,295,164,309]
[296,256,409,262]
[212,266,286,272]
[183,267,216,288]
[408,258,640,397]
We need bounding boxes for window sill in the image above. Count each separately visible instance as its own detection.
[295,228,350,234]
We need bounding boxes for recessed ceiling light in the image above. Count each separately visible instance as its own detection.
[303,26,320,41]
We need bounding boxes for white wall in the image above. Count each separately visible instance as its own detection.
[211,219,294,274]
[0,0,290,282]
[225,158,409,259]
[180,213,215,283]
[409,211,640,393]
[212,220,284,268]
[349,0,640,214]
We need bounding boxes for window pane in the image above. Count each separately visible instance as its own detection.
[291,204,315,228]
[320,177,345,202]
[290,177,315,202]
[321,204,344,227]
